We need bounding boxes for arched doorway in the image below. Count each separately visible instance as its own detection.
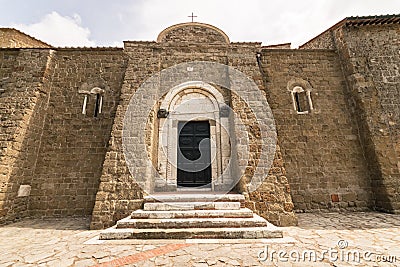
[155,81,232,192]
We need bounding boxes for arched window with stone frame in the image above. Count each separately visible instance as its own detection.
[78,78,109,118]
[287,79,314,114]
[79,87,105,117]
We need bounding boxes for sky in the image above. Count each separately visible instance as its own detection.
[0,0,399,48]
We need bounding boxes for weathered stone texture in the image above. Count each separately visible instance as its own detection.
[90,43,158,229]
[300,30,335,49]
[226,46,297,226]
[335,24,400,213]
[27,49,127,218]
[230,91,297,226]
[260,49,373,212]
[0,49,53,223]
[0,28,51,48]
[158,23,229,44]
[0,48,127,224]
[301,21,400,213]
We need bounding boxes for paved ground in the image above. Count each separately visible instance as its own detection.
[0,212,399,267]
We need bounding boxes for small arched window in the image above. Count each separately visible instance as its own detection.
[287,79,314,115]
[79,87,105,117]
[292,86,313,114]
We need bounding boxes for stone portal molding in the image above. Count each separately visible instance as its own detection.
[156,81,230,191]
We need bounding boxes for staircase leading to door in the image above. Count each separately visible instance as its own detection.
[99,193,283,239]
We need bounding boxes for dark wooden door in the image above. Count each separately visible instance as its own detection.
[177,121,211,187]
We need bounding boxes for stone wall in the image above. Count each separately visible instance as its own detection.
[228,43,297,226]
[260,49,373,212]
[0,48,127,224]
[0,48,53,223]
[300,30,335,49]
[91,42,160,229]
[26,49,127,218]
[0,29,51,48]
[333,24,400,213]
[230,91,297,226]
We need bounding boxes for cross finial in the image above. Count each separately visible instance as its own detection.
[188,12,197,23]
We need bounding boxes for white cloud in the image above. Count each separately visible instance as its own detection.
[3,1,399,47]
[12,11,96,47]
[116,0,400,47]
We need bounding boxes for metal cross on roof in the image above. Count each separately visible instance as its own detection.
[188,12,197,22]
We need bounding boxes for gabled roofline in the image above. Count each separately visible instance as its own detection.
[300,14,400,49]
[0,28,52,48]
[299,19,345,49]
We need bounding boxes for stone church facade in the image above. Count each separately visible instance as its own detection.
[0,15,399,230]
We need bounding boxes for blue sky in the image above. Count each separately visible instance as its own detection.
[0,0,399,47]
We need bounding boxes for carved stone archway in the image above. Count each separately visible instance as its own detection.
[155,81,232,191]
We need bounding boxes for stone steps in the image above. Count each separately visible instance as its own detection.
[130,208,254,219]
[143,193,245,203]
[99,225,283,239]
[143,201,241,211]
[117,214,268,229]
[99,193,283,240]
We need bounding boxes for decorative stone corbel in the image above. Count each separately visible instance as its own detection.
[157,108,169,118]
[219,104,230,117]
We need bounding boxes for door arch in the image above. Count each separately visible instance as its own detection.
[155,81,231,191]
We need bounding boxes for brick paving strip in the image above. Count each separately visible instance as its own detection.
[92,243,192,267]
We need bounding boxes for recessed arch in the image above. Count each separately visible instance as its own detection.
[287,78,313,92]
[155,81,231,191]
[160,81,225,111]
